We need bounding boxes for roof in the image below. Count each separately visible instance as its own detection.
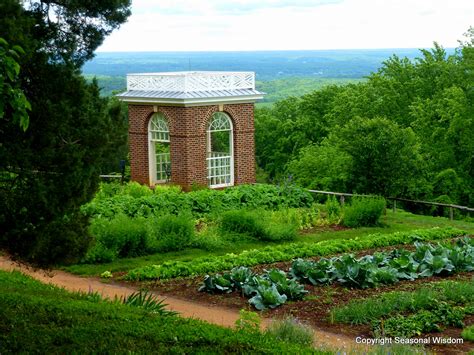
[116,71,265,106]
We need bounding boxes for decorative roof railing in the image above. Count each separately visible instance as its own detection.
[126,71,256,92]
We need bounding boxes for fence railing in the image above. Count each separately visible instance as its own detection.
[307,189,474,221]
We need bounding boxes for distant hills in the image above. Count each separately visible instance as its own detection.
[83,48,454,99]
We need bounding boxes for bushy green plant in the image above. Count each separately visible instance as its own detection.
[85,215,149,262]
[122,291,177,316]
[265,317,314,347]
[342,196,386,227]
[148,214,195,252]
[461,325,474,341]
[82,182,314,219]
[220,210,297,242]
[220,210,267,238]
[324,196,342,224]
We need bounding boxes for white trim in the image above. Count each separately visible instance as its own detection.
[206,113,234,188]
[118,94,264,106]
[148,113,171,185]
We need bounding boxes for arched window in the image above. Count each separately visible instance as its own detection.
[149,113,170,184]
[207,112,233,188]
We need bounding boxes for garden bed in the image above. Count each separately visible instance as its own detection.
[122,237,474,354]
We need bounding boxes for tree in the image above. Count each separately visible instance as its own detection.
[0,38,31,131]
[0,0,131,265]
[288,117,426,197]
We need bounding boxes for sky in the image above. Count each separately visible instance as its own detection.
[98,0,474,52]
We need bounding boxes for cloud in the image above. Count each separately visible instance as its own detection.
[131,0,343,16]
[99,0,474,52]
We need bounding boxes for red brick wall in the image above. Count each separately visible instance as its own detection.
[127,103,256,189]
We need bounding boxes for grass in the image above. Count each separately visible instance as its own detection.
[65,209,474,277]
[330,279,474,325]
[0,270,322,354]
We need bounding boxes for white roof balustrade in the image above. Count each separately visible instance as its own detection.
[117,71,264,106]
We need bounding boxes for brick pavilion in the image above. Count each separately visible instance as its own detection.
[117,71,264,190]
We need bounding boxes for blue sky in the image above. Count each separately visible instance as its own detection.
[98,0,474,52]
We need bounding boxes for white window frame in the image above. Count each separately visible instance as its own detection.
[148,113,170,185]
[206,112,234,188]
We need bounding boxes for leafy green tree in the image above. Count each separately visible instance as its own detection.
[0,38,30,130]
[0,0,131,265]
[288,117,425,197]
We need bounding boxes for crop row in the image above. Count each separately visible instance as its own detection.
[199,238,474,310]
[82,183,313,219]
[124,227,467,281]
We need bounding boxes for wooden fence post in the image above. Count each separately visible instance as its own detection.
[340,195,345,206]
[449,207,454,221]
[393,200,396,213]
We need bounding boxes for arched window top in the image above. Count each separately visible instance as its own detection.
[149,113,169,142]
[208,112,232,132]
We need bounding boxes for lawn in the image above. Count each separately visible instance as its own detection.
[65,209,474,276]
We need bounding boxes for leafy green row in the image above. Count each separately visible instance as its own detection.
[372,299,473,338]
[331,279,474,325]
[125,227,467,281]
[199,267,307,310]
[199,239,473,310]
[290,237,474,289]
[82,183,313,219]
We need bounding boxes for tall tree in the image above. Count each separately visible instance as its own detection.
[0,0,131,265]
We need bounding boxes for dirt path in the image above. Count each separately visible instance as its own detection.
[0,256,363,352]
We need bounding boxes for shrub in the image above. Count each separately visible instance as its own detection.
[220,210,267,239]
[264,224,298,242]
[265,317,314,347]
[343,196,386,227]
[85,215,149,263]
[148,214,195,252]
[220,210,297,242]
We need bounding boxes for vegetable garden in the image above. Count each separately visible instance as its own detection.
[71,182,474,353]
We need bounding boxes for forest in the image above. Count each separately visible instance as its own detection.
[255,39,474,209]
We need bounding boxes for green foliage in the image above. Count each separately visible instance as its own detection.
[125,227,466,281]
[291,238,473,289]
[220,210,298,242]
[256,40,474,207]
[372,300,466,338]
[82,182,313,219]
[265,317,314,347]
[235,309,261,333]
[221,210,267,238]
[0,38,30,130]
[342,197,386,227]
[199,267,306,310]
[461,325,474,342]
[249,285,288,310]
[0,0,132,266]
[85,215,149,262]
[198,237,472,310]
[331,279,474,325]
[0,270,316,354]
[147,214,195,253]
[121,291,177,316]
